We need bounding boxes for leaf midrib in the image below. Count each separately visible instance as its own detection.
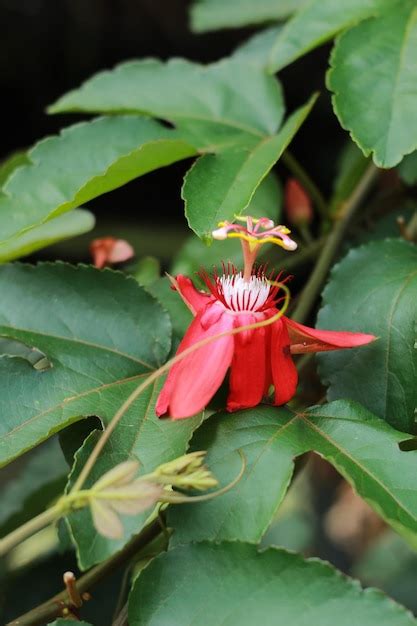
[213,415,297,539]
[0,324,154,370]
[302,412,417,523]
[0,371,149,444]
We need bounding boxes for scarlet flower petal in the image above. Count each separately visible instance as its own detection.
[271,319,298,405]
[174,275,212,315]
[285,317,377,354]
[156,305,234,419]
[227,313,267,412]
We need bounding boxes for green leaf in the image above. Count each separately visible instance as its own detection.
[0,263,193,467]
[328,1,417,168]
[0,150,30,188]
[0,263,201,565]
[172,172,282,275]
[0,336,52,371]
[0,438,67,537]
[169,401,417,551]
[65,399,199,570]
[0,116,196,244]
[267,0,388,72]
[133,257,161,287]
[0,209,95,262]
[147,277,193,343]
[190,0,305,32]
[398,151,417,186]
[49,58,285,139]
[169,405,297,545]
[183,95,317,239]
[129,542,417,626]
[232,26,283,69]
[317,239,417,431]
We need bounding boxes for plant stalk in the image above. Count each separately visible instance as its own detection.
[0,504,61,558]
[291,164,379,324]
[7,519,162,626]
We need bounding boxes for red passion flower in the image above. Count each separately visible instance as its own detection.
[156,217,376,419]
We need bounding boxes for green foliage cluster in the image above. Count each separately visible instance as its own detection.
[1,0,417,624]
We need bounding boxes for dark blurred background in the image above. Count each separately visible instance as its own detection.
[0,0,343,244]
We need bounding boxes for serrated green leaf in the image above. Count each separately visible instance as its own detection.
[169,405,297,545]
[0,209,95,262]
[190,0,305,32]
[129,542,417,626]
[317,239,417,431]
[268,0,389,72]
[183,95,316,239]
[398,151,417,186]
[0,116,196,245]
[0,263,201,565]
[49,58,285,139]
[169,401,417,551]
[172,173,282,276]
[328,1,417,168]
[0,263,197,467]
[0,150,29,188]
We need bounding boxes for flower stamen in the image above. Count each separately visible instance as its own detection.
[212,215,297,281]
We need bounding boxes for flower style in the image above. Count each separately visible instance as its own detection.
[156,217,376,419]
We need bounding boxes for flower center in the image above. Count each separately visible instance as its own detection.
[217,272,271,312]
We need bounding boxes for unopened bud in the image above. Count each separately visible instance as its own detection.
[152,451,218,491]
[285,179,313,226]
[90,237,135,269]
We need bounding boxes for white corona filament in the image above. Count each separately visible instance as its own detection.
[218,273,271,312]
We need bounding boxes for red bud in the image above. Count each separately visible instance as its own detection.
[90,237,135,269]
[284,179,313,226]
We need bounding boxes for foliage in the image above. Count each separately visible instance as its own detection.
[1,1,417,624]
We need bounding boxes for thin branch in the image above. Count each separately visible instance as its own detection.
[0,505,61,558]
[7,519,162,626]
[291,164,379,323]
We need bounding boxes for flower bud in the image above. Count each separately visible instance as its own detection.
[90,237,134,269]
[152,451,218,491]
[284,179,313,226]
